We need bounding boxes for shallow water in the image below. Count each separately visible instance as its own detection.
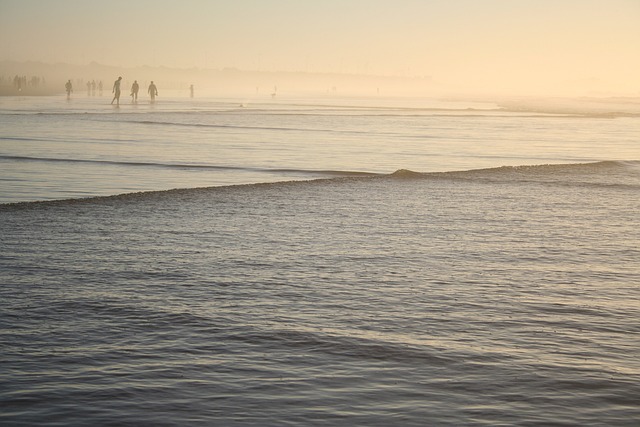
[1,94,638,203]
[1,95,639,425]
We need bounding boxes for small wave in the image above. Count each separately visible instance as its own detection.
[497,98,640,118]
[497,109,640,119]
[388,169,425,179]
[384,161,640,190]
[427,161,635,175]
[0,154,378,177]
[2,160,637,208]
[459,160,640,177]
[0,136,49,142]
[119,119,375,135]
[233,327,454,365]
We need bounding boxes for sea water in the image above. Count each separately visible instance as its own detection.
[1,94,638,203]
[1,94,639,426]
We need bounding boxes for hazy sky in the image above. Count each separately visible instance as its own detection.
[1,0,638,94]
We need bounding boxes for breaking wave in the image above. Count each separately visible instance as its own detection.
[2,161,637,208]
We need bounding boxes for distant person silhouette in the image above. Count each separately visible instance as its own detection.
[130,80,139,102]
[98,80,103,96]
[65,80,73,98]
[148,81,158,103]
[86,81,91,96]
[91,80,96,96]
[189,84,194,98]
[111,76,122,105]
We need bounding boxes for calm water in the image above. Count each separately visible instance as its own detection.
[1,94,639,426]
[1,94,638,203]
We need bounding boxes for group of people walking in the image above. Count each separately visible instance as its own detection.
[65,77,157,105]
[111,77,158,105]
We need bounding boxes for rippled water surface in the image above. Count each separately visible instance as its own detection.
[1,95,639,425]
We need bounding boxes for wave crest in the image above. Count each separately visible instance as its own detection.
[389,169,424,178]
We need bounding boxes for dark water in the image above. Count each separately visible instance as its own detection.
[2,163,639,426]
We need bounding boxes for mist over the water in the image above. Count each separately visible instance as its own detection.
[1,0,639,97]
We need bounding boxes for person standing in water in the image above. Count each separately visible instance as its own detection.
[148,81,158,103]
[111,76,122,105]
[189,84,194,98]
[130,80,139,102]
[65,80,73,99]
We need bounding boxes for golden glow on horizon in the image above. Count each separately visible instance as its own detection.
[0,0,638,96]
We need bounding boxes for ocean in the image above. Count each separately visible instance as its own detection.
[1,93,639,426]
